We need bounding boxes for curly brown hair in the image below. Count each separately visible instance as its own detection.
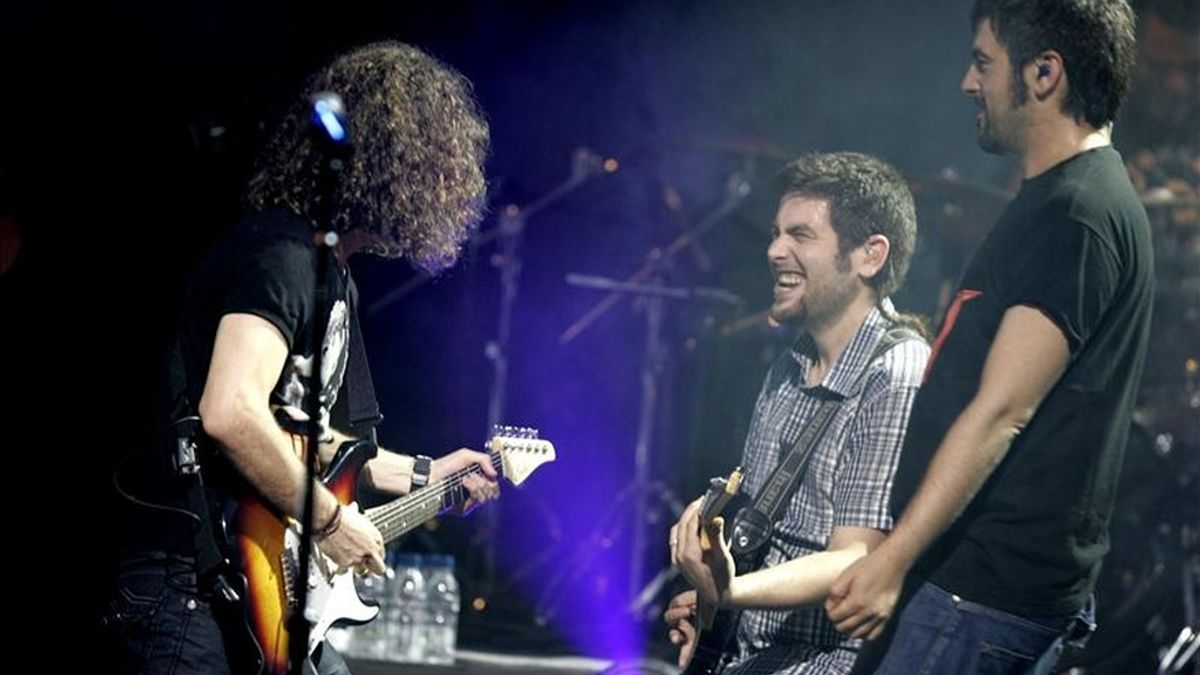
[246,41,489,273]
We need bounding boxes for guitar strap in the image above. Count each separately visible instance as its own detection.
[343,278,382,442]
[165,338,241,602]
[730,326,921,559]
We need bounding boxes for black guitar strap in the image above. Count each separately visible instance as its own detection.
[730,326,921,558]
[344,279,382,442]
[165,338,241,602]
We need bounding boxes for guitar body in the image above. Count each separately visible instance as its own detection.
[684,609,742,675]
[220,439,378,675]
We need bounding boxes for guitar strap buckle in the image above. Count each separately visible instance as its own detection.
[730,506,772,558]
[169,415,204,476]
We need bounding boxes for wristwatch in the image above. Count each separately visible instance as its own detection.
[412,455,433,489]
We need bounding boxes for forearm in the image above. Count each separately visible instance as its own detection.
[205,400,339,525]
[728,543,870,609]
[362,448,417,495]
[878,401,1021,568]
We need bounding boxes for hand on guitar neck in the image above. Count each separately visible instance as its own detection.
[671,503,735,607]
[667,468,743,671]
[428,448,501,515]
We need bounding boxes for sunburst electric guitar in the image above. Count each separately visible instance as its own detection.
[216,426,555,675]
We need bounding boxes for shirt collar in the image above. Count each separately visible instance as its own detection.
[787,298,895,398]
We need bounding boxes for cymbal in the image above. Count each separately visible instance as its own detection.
[1141,189,1200,209]
[907,174,1013,210]
[907,174,1011,248]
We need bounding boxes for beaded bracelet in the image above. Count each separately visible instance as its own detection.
[316,502,343,539]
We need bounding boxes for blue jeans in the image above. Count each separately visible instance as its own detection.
[103,551,350,675]
[870,582,1085,675]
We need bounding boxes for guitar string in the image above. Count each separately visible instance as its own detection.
[371,453,501,540]
[369,452,510,541]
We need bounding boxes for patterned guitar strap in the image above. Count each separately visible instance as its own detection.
[730,326,921,560]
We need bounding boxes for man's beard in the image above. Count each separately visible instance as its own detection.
[770,261,859,332]
[975,100,1024,156]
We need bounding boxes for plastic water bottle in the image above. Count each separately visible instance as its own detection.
[336,570,391,659]
[422,554,460,664]
[388,553,427,662]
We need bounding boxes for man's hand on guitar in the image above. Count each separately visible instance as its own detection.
[318,505,387,576]
[431,448,500,515]
[671,498,735,607]
[664,590,699,668]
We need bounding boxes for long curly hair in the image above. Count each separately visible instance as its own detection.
[246,42,489,273]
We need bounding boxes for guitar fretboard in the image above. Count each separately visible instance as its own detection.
[366,453,504,543]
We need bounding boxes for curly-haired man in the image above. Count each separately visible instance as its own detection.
[105,42,498,675]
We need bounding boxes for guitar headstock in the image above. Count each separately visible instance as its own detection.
[487,425,556,487]
[699,466,743,522]
[696,466,742,554]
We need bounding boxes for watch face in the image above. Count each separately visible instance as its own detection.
[413,455,433,487]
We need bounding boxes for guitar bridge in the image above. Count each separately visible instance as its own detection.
[280,548,299,611]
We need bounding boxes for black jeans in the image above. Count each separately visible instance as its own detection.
[103,551,350,675]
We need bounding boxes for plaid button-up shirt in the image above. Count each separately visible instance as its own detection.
[724,301,929,674]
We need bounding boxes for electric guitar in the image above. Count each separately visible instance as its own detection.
[681,467,758,675]
[216,426,556,675]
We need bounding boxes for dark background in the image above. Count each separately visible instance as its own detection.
[2,0,1195,669]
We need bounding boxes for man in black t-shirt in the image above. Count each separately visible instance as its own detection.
[825,2,1153,673]
[106,43,497,675]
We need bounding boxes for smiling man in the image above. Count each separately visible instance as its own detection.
[825,2,1154,673]
[665,152,929,674]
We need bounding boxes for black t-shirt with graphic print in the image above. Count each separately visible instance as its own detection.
[121,209,353,554]
[179,209,352,435]
[889,147,1154,617]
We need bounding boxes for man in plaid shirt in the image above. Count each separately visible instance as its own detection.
[667,152,930,674]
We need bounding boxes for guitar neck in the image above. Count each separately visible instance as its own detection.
[366,453,504,544]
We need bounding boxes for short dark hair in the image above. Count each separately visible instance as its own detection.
[246,42,489,273]
[971,0,1137,128]
[775,152,917,299]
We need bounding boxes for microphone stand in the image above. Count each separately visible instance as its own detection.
[553,161,753,618]
[531,275,741,622]
[558,161,752,345]
[479,149,612,593]
[290,93,350,675]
